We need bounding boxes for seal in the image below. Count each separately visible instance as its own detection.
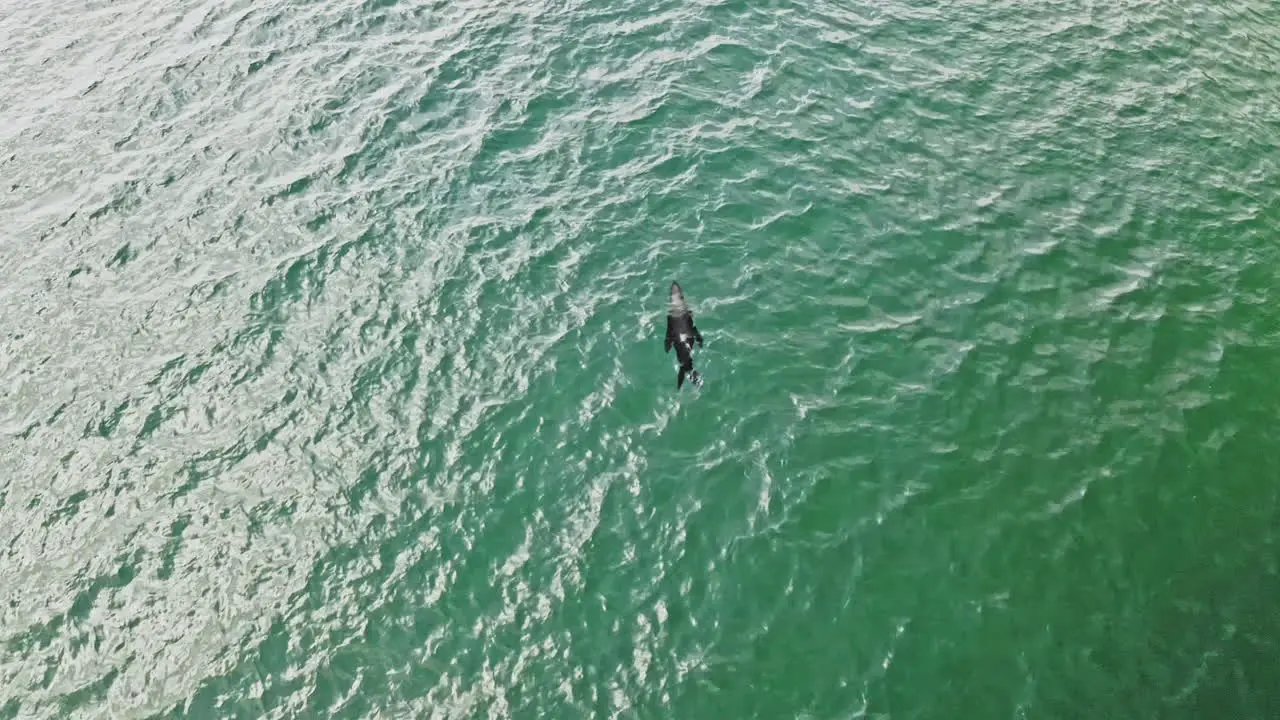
[665,281,704,389]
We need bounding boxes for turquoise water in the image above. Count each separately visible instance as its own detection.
[3,0,1279,717]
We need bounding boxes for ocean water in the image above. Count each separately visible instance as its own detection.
[2,0,1279,717]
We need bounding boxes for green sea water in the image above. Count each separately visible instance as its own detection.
[3,0,1280,717]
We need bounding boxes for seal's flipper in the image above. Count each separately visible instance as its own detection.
[677,366,687,389]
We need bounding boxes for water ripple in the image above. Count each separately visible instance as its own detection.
[3,0,1280,717]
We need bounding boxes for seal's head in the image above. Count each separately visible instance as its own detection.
[669,281,688,315]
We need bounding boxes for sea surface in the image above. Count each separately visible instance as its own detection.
[2,0,1279,717]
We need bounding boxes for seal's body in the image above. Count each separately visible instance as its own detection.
[665,282,703,389]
